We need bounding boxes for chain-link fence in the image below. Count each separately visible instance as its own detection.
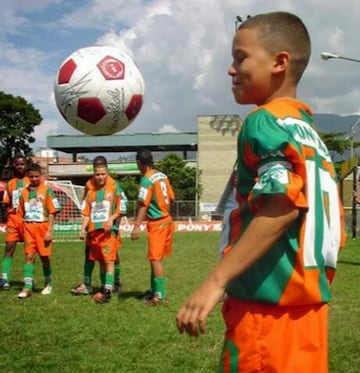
[125,200,198,221]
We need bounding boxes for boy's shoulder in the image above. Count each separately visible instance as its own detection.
[247,98,312,121]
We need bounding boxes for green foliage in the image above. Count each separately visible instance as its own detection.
[156,153,201,200]
[319,131,350,155]
[118,174,140,201]
[0,91,42,170]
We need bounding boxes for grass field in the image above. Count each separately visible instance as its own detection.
[0,232,359,373]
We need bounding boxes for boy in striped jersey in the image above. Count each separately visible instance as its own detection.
[177,11,346,372]
[0,156,29,290]
[17,163,61,298]
[79,162,125,303]
[72,156,127,296]
[131,149,175,305]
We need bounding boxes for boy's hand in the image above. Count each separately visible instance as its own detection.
[176,278,224,337]
[79,230,86,240]
[44,230,52,243]
[131,225,140,240]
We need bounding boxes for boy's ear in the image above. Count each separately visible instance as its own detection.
[273,51,290,73]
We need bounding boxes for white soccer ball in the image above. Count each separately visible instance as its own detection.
[54,45,145,136]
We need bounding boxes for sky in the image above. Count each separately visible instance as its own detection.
[1,0,360,153]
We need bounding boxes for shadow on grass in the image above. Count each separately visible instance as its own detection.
[338,260,360,266]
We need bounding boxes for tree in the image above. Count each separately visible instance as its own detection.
[0,91,42,171]
[318,131,350,157]
[156,153,201,201]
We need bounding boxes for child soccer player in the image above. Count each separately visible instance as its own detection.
[17,163,61,298]
[79,161,125,303]
[0,156,30,290]
[176,11,346,372]
[131,149,175,306]
[72,156,127,296]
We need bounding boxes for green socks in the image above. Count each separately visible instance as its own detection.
[114,262,121,284]
[42,264,52,285]
[150,271,155,291]
[84,260,95,286]
[23,263,34,289]
[2,256,13,281]
[104,272,114,291]
[153,277,166,299]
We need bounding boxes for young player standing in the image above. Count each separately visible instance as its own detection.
[72,156,127,296]
[177,11,346,372]
[17,163,61,298]
[0,156,30,290]
[131,149,175,306]
[79,161,125,303]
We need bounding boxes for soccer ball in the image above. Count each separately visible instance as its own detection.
[54,45,145,136]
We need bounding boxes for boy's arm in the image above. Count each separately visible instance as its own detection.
[176,194,299,337]
[130,204,147,240]
[44,213,56,243]
[79,216,90,240]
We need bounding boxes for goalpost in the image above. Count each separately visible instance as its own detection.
[47,180,132,242]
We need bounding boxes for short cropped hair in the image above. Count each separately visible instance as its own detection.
[136,149,154,167]
[28,163,42,173]
[93,155,108,167]
[239,11,311,83]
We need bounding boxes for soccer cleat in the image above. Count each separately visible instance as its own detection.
[113,283,123,296]
[93,289,111,304]
[144,295,169,307]
[41,284,52,295]
[18,288,32,299]
[136,288,154,300]
[0,278,10,290]
[71,283,92,295]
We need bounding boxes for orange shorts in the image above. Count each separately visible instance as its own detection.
[147,216,174,260]
[5,213,24,243]
[23,222,52,257]
[88,230,119,262]
[219,297,328,373]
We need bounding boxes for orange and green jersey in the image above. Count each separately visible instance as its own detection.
[85,176,128,216]
[137,169,175,220]
[226,97,346,306]
[3,176,30,214]
[81,179,123,233]
[18,183,61,222]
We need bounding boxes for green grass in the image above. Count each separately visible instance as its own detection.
[0,233,359,373]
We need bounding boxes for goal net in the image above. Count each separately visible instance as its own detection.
[47,180,84,242]
[47,180,132,242]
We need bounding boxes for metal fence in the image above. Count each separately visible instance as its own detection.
[125,200,198,221]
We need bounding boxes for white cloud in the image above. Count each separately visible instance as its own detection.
[158,124,179,133]
[1,0,360,152]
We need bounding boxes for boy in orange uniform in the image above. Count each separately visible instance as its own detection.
[72,156,127,296]
[131,149,175,306]
[176,12,346,372]
[17,163,61,298]
[0,156,30,290]
[79,162,125,303]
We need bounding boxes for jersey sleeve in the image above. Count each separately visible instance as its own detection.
[240,109,307,210]
[47,188,62,214]
[115,181,128,215]
[137,177,153,207]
